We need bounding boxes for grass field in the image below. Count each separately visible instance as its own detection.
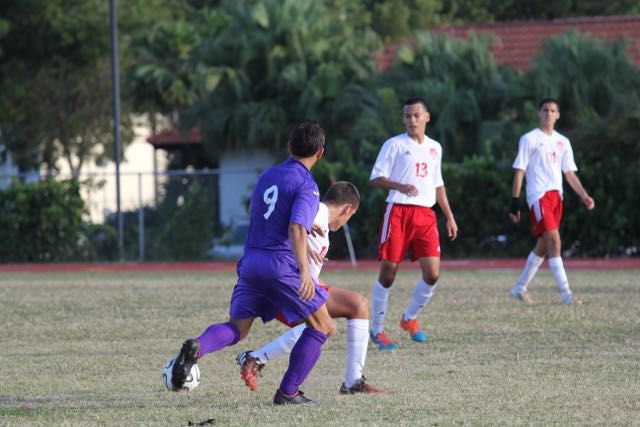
[1,269,639,426]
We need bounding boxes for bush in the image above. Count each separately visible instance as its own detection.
[0,180,87,262]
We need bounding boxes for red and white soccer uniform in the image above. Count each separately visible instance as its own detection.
[276,203,331,327]
[308,203,330,280]
[513,128,578,236]
[370,133,444,262]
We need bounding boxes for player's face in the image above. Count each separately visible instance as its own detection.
[328,205,358,232]
[538,102,560,129]
[403,103,430,139]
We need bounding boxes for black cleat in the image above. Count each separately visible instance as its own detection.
[171,338,200,390]
[273,389,313,405]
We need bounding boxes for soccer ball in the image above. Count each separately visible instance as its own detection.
[162,358,200,392]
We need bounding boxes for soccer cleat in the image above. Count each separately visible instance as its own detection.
[171,338,200,390]
[510,288,534,305]
[273,389,313,405]
[369,330,398,350]
[400,316,428,342]
[339,376,385,395]
[236,351,265,391]
[561,293,582,305]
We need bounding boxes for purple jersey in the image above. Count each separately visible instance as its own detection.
[244,157,320,252]
[230,157,326,324]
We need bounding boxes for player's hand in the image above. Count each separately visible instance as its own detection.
[308,249,326,266]
[311,223,324,237]
[298,271,315,301]
[400,184,419,197]
[447,217,458,241]
[509,197,521,223]
[582,195,595,210]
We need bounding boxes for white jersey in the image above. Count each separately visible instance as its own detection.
[370,133,444,207]
[307,203,329,280]
[512,128,578,207]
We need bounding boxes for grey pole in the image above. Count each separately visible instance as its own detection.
[109,0,124,260]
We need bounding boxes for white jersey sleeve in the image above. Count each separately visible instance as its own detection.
[370,133,443,207]
[307,203,330,280]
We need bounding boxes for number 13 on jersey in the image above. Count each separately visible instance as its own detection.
[415,162,428,177]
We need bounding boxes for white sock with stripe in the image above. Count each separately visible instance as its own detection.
[344,318,369,388]
[371,281,389,335]
[513,252,544,292]
[403,278,434,320]
[249,323,305,363]
[548,256,571,296]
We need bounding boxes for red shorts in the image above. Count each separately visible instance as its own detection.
[378,203,440,263]
[530,190,563,237]
[275,283,331,328]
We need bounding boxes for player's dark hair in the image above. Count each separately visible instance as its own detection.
[323,181,360,208]
[404,97,429,112]
[288,119,325,158]
[538,98,560,111]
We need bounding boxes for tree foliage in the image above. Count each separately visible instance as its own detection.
[0,0,122,173]
[0,180,87,261]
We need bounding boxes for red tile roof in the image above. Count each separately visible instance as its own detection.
[147,126,202,147]
[377,15,640,70]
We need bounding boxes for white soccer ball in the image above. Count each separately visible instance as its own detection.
[163,358,200,392]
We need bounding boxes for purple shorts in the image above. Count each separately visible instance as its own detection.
[229,250,328,324]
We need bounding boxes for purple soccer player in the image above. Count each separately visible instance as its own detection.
[169,119,335,405]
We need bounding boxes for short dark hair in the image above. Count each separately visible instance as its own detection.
[323,181,360,208]
[288,119,325,158]
[538,98,560,111]
[404,97,429,112]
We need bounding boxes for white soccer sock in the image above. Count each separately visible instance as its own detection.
[371,282,390,335]
[403,278,434,321]
[514,252,545,292]
[548,256,571,296]
[249,323,305,363]
[344,318,369,388]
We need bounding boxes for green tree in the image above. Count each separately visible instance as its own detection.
[0,0,127,174]
[176,0,381,161]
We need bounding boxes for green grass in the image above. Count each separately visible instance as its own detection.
[0,269,639,426]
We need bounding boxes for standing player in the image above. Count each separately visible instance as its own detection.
[236,181,384,395]
[168,119,335,405]
[369,97,458,350]
[509,98,595,304]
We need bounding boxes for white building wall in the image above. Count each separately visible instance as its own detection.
[218,150,275,226]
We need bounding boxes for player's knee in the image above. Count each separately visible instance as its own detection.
[352,294,369,319]
[320,318,336,337]
[423,272,439,284]
[378,272,396,287]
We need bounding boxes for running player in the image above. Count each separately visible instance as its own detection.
[168,119,334,405]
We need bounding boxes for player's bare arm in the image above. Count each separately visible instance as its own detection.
[311,223,325,237]
[371,176,419,197]
[564,171,595,210]
[308,247,325,266]
[436,186,458,240]
[289,222,315,300]
[509,169,525,223]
